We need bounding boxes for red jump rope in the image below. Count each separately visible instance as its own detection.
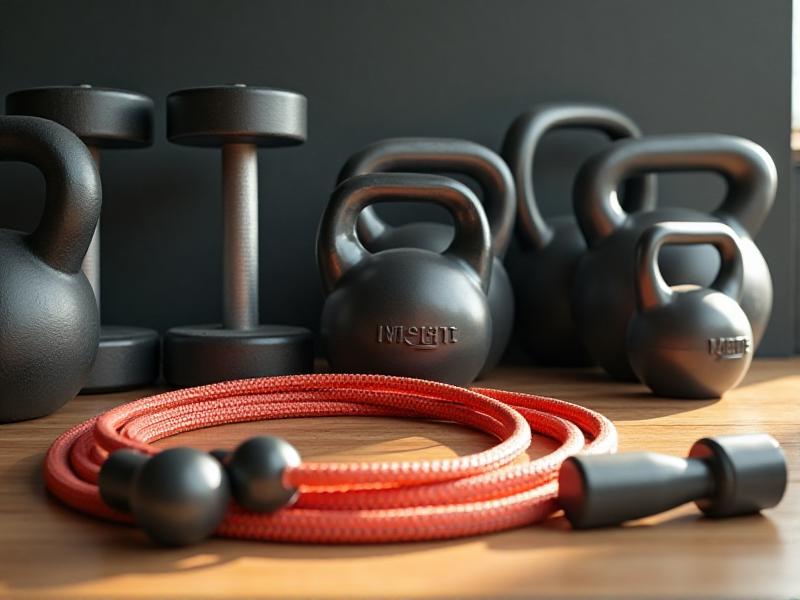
[44,373,617,544]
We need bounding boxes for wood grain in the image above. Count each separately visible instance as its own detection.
[0,359,798,599]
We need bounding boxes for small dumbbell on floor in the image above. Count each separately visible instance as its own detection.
[163,85,314,386]
[558,433,787,528]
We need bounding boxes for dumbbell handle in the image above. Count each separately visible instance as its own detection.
[222,143,259,330]
[559,452,715,528]
[81,146,102,308]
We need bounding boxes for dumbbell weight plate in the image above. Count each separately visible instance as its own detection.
[167,86,307,147]
[163,325,314,387]
[6,86,152,148]
[81,326,161,393]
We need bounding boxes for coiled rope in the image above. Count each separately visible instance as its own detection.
[44,373,617,543]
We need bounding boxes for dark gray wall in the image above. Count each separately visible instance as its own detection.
[0,0,794,355]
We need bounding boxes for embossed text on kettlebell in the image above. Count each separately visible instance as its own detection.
[707,336,751,360]
[376,325,458,349]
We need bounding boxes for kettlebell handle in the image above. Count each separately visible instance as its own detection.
[635,221,745,312]
[337,138,515,258]
[575,134,777,246]
[318,173,493,294]
[0,116,101,273]
[501,103,657,249]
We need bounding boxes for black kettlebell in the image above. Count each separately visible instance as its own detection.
[318,173,493,386]
[0,116,101,422]
[627,222,753,398]
[573,134,775,380]
[337,138,514,376]
[501,103,656,365]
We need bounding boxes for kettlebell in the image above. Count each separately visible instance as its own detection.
[0,116,101,422]
[627,222,752,398]
[573,134,775,380]
[318,172,493,386]
[337,138,514,376]
[501,103,656,365]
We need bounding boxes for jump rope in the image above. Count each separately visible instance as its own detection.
[44,373,618,543]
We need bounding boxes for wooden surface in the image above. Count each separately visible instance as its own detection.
[0,359,798,599]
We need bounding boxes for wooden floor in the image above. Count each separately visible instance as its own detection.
[0,359,798,599]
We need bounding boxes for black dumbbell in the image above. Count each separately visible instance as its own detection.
[99,436,300,545]
[163,85,314,386]
[6,85,160,392]
[558,433,787,528]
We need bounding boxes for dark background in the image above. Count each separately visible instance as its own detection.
[0,0,794,355]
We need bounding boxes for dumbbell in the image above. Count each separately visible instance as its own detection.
[558,433,787,528]
[6,85,160,392]
[163,85,314,386]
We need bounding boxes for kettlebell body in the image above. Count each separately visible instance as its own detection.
[337,138,514,376]
[507,214,589,364]
[318,173,493,386]
[573,134,775,381]
[573,206,733,380]
[361,221,512,377]
[501,104,657,365]
[321,249,492,383]
[0,116,101,422]
[627,222,753,398]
